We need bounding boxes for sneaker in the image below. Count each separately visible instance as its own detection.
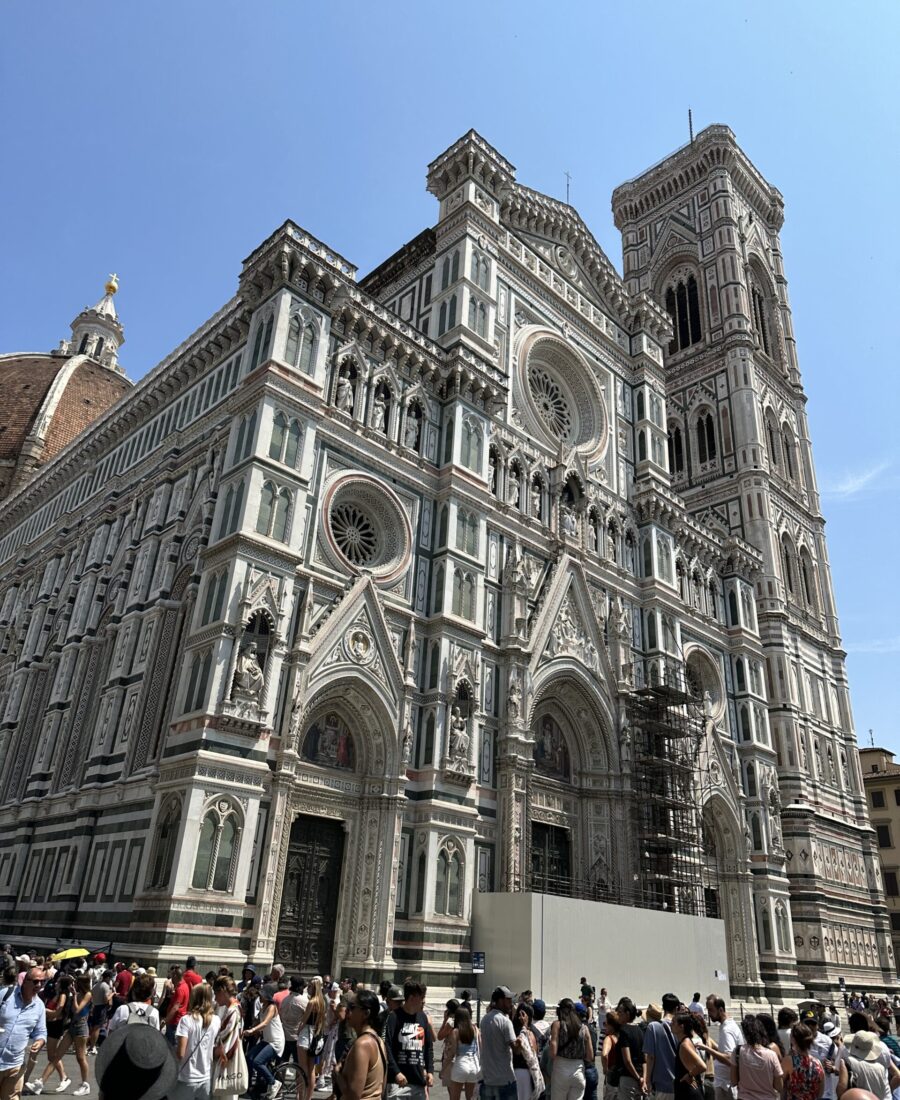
[54,1081,71,1094]
[87,1046,97,1055]
[73,1085,91,1097]
[267,1084,283,1099]
[25,1083,43,1096]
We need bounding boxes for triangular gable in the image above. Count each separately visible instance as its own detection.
[527,554,614,687]
[303,574,404,707]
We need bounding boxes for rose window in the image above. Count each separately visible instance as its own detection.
[330,502,379,565]
[322,474,413,583]
[528,366,573,441]
[519,334,607,455]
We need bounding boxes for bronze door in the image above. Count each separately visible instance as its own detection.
[275,815,345,973]
[531,822,572,895]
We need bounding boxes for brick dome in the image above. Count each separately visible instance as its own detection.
[0,352,130,502]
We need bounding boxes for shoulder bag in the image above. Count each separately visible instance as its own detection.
[213,1008,249,1096]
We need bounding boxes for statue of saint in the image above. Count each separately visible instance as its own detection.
[561,503,577,538]
[531,483,542,521]
[404,412,420,449]
[401,725,414,766]
[372,391,387,432]
[232,642,265,701]
[448,706,469,761]
[507,467,521,508]
[507,675,521,722]
[336,372,354,413]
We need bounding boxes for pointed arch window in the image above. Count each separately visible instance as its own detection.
[234,410,257,464]
[782,423,798,482]
[765,411,781,469]
[218,479,245,538]
[184,648,213,714]
[435,844,463,916]
[285,315,317,373]
[78,334,90,354]
[257,481,292,543]
[758,898,772,949]
[149,797,181,889]
[201,569,229,625]
[667,424,684,475]
[781,535,796,597]
[799,551,817,611]
[696,410,717,464]
[751,285,771,356]
[270,413,287,461]
[665,275,703,353]
[192,801,242,892]
[461,418,483,471]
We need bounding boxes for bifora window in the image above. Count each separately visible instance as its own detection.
[665,275,702,354]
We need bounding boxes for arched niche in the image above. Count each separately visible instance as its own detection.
[300,711,356,771]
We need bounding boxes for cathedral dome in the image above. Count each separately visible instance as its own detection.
[0,353,130,501]
[0,278,131,503]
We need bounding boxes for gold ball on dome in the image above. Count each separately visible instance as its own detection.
[105,273,119,295]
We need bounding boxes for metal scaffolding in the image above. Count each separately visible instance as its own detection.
[626,659,716,917]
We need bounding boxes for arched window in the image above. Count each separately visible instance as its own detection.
[250,315,273,371]
[285,419,302,467]
[736,658,747,692]
[461,418,482,471]
[78,333,90,354]
[257,482,292,542]
[751,814,763,853]
[463,574,476,620]
[217,479,245,538]
[234,410,257,464]
[149,797,181,889]
[642,538,653,578]
[184,649,213,714]
[257,482,276,536]
[272,489,291,542]
[751,284,771,356]
[696,410,717,464]
[740,705,752,741]
[192,802,241,892]
[636,390,646,421]
[452,570,464,617]
[451,251,459,283]
[746,762,757,797]
[95,337,105,359]
[201,569,229,625]
[665,274,702,354]
[285,315,301,365]
[441,256,451,291]
[435,844,464,916]
[781,535,796,597]
[758,899,772,949]
[270,413,287,461]
[782,423,798,482]
[765,411,781,469]
[667,424,684,475]
[799,550,817,610]
[415,851,426,913]
[638,430,647,462]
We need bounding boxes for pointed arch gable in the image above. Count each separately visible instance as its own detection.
[528,668,617,774]
[527,556,612,686]
[302,575,405,712]
[292,678,398,777]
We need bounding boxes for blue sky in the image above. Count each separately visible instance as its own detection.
[2,1,898,751]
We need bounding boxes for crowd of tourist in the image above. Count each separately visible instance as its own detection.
[2,945,900,1100]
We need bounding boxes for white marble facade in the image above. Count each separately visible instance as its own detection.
[0,127,890,999]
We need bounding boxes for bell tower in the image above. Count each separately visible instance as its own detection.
[612,125,893,994]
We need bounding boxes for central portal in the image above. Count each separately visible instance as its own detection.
[531,821,572,894]
[275,815,345,973]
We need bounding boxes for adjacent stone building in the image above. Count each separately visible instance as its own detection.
[859,746,900,977]
[0,126,889,999]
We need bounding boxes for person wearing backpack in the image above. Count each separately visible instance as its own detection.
[643,994,681,1100]
[106,974,160,1033]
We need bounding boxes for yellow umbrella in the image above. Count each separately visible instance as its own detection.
[50,947,90,962]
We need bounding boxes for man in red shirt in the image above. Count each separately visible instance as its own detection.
[182,955,202,991]
[164,965,190,1046]
[113,961,133,1002]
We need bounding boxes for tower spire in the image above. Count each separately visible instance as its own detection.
[68,274,125,373]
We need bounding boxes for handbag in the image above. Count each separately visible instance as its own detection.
[213,1036,249,1095]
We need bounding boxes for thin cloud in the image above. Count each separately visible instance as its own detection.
[845,637,900,655]
[822,460,891,500]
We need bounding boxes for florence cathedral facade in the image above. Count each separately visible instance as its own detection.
[0,126,891,999]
